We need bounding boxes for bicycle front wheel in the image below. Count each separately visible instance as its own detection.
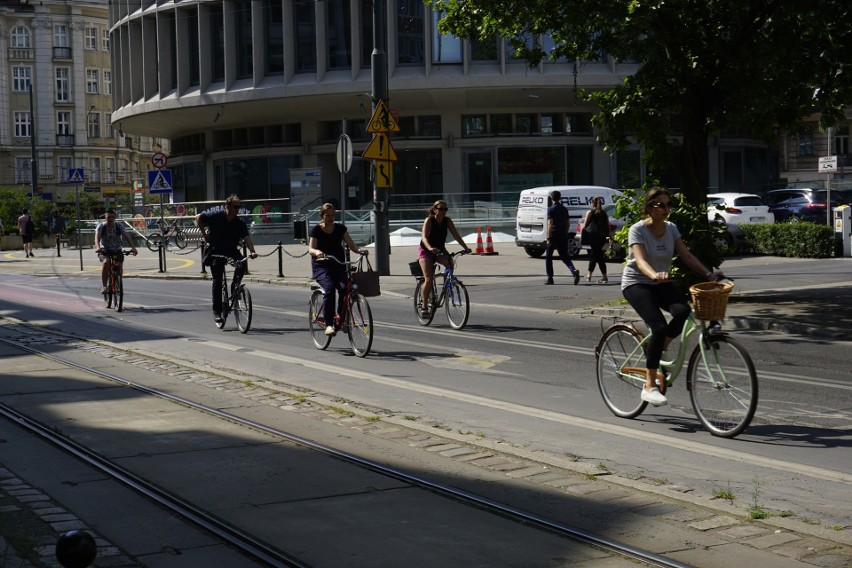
[413,280,435,326]
[347,294,373,357]
[445,279,470,330]
[115,272,124,312]
[234,286,252,333]
[309,290,331,350]
[146,233,163,252]
[688,335,758,438]
[173,231,187,249]
[596,324,648,418]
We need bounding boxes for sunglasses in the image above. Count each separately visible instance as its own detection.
[436,207,448,211]
[650,201,674,210]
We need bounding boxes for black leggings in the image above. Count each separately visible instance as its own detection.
[587,241,607,276]
[622,282,691,369]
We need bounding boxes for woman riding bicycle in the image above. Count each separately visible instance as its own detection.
[308,203,368,336]
[621,187,721,407]
[417,200,471,318]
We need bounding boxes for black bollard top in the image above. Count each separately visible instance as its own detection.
[55,530,97,568]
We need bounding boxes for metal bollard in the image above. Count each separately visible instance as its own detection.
[56,236,62,257]
[200,242,207,275]
[277,241,284,277]
[158,242,165,273]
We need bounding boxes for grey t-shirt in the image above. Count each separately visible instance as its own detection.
[621,220,681,290]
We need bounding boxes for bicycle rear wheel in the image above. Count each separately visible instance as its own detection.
[174,231,187,249]
[114,271,124,312]
[347,293,373,357]
[309,290,331,350]
[146,233,163,252]
[596,324,648,418]
[688,335,758,438]
[445,278,469,330]
[413,280,435,325]
[234,285,252,333]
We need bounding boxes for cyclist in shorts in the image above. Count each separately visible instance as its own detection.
[416,200,471,318]
[95,209,138,293]
[196,194,258,324]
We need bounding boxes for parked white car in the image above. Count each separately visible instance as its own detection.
[707,192,774,248]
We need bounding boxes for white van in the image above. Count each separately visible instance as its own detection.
[515,186,622,258]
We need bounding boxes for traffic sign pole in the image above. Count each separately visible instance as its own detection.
[339,118,348,225]
[371,0,390,275]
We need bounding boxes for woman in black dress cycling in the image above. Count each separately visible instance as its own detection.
[308,203,368,336]
[417,200,471,318]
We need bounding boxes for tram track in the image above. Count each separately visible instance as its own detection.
[0,330,690,568]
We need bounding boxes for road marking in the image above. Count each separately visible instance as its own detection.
[191,337,852,485]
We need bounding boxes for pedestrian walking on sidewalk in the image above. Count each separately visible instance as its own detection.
[416,200,471,318]
[18,208,34,258]
[621,187,721,407]
[196,194,257,325]
[51,209,67,250]
[544,190,580,285]
[582,196,610,284]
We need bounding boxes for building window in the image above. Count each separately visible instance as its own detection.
[57,112,72,135]
[327,0,352,70]
[11,26,30,48]
[106,158,116,183]
[397,0,424,65]
[12,66,32,92]
[16,158,32,184]
[90,158,101,183]
[86,69,100,94]
[210,4,225,81]
[295,0,317,73]
[102,28,110,51]
[360,0,373,68]
[432,11,462,63]
[236,0,253,78]
[103,70,112,95]
[798,132,814,156]
[835,125,849,157]
[471,36,497,62]
[54,25,69,48]
[58,157,73,181]
[462,115,487,137]
[507,34,534,61]
[85,27,98,50]
[266,0,284,74]
[105,116,113,139]
[55,67,71,102]
[419,116,442,137]
[88,112,101,138]
[14,112,31,138]
[541,34,567,62]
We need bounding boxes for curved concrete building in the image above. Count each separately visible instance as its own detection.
[109,0,776,207]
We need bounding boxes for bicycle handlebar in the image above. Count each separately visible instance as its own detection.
[209,254,249,267]
[315,250,367,265]
[96,249,137,256]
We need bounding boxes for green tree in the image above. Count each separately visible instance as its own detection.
[429,0,852,203]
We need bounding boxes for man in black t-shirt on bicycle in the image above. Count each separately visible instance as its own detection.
[195,195,258,324]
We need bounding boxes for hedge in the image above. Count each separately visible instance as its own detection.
[739,223,835,258]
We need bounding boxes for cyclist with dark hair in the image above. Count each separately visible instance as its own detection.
[196,194,257,324]
[95,209,138,293]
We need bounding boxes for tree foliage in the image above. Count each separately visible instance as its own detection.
[429,0,852,203]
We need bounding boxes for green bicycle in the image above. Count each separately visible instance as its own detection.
[595,281,758,438]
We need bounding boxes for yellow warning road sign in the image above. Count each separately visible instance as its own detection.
[366,100,400,133]
[375,162,394,188]
[362,133,398,161]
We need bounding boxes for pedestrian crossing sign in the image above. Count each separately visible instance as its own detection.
[147,169,173,194]
[68,168,85,183]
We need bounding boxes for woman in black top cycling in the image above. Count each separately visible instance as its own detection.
[307,203,368,336]
[417,200,471,318]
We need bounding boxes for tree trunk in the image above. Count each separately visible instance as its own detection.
[679,115,710,204]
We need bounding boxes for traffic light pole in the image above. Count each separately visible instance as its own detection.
[371,0,390,275]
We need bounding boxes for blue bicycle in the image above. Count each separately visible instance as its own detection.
[412,250,470,329]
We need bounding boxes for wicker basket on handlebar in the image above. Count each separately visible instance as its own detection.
[689,280,734,321]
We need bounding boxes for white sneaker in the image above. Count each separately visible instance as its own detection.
[324,325,335,336]
[641,387,668,406]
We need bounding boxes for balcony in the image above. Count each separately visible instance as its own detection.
[56,134,75,147]
[53,46,72,59]
[8,48,33,60]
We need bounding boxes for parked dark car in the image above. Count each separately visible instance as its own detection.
[763,188,849,224]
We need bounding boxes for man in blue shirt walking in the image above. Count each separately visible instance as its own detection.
[544,190,580,285]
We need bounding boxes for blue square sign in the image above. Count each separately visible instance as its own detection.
[148,169,173,194]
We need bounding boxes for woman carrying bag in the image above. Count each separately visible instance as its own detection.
[582,196,610,284]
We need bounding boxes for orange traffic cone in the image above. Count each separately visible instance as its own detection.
[474,227,484,254]
[483,226,499,255]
